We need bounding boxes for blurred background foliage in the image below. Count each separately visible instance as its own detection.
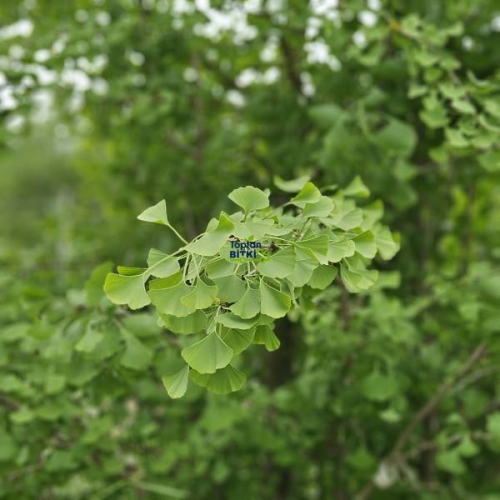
[0,0,500,498]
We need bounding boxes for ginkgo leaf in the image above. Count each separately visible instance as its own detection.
[286,248,318,287]
[215,313,258,330]
[289,182,322,207]
[181,279,218,310]
[162,365,189,399]
[75,325,103,353]
[189,365,246,394]
[376,227,400,260]
[259,280,291,318]
[344,176,370,198]
[228,186,269,212]
[121,331,153,371]
[253,324,280,351]
[352,231,377,259]
[308,265,338,290]
[257,246,296,278]
[148,273,192,317]
[273,175,310,193]
[181,332,233,374]
[212,275,246,303]
[206,258,236,279]
[104,272,150,310]
[302,196,334,218]
[295,235,329,264]
[328,239,355,263]
[220,327,256,354]
[229,285,261,319]
[137,199,169,225]
[340,264,378,292]
[185,213,234,256]
[147,249,180,278]
[162,310,208,334]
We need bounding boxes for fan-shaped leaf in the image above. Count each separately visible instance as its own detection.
[181,332,233,374]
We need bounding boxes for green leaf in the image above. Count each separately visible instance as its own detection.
[215,313,258,330]
[220,327,256,354]
[452,99,475,115]
[457,436,479,457]
[344,176,370,198]
[376,227,400,259]
[148,273,192,317]
[162,365,189,399]
[181,278,218,310]
[137,199,169,225]
[185,213,235,256]
[189,365,246,394]
[375,119,417,158]
[446,128,469,148]
[419,107,449,129]
[478,151,500,172]
[328,239,355,263]
[308,265,338,290]
[206,258,236,279]
[289,182,322,207]
[228,186,269,212]
[259,280,291,318]
[308,103,345,127]
[340,264,378,292]
[361,371,399,401]
[287,248,318,287]
[121,331,153,370]
[75,325,103,353]
[212,275,246,303]
[257,246,296,278]
[162,310,208,334]
[486,413,500,441]
[181,332,233,374]
[253,324,280,351]
[295,235,329,264]
[436,449,466,475]
[147,249,180,278]
[0,432,17,461]
[229,285,261,319]
[85,261,113,306]
[352,231,377,259]
[302,196,334,218]
[273,175,310,192]
[104,272,150,309]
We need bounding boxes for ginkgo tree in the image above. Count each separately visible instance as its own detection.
[104,177,399,398]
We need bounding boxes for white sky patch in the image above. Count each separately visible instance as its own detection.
[310,0,338,16]
[358,10,377,27]
[95,11,111,26]
[367,0,381,11]
[183,67,198,82]
[92,78,109,95]
[34,49,51,63]
[306,17,323,39]
[9,45,25,60]
[0,86,17,111]
[353,30,368,48]
[0,72,6,86]
[226,89,246,107]
[260,36,279,62]
[0,19,34,40]
[262,66,281,84]
[491,15,500,32]
[300,72,315,97]
[236,68,259,87]
[75,9,89,23]
[267,0,284,13]
[172,0,195,14]
[462,36,474,50]
[244,0,262,14]
[61,68,92,92]
[128,51,145,66]
[6,113,25,133]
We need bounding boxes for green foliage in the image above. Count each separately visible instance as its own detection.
[104,180,398,396]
